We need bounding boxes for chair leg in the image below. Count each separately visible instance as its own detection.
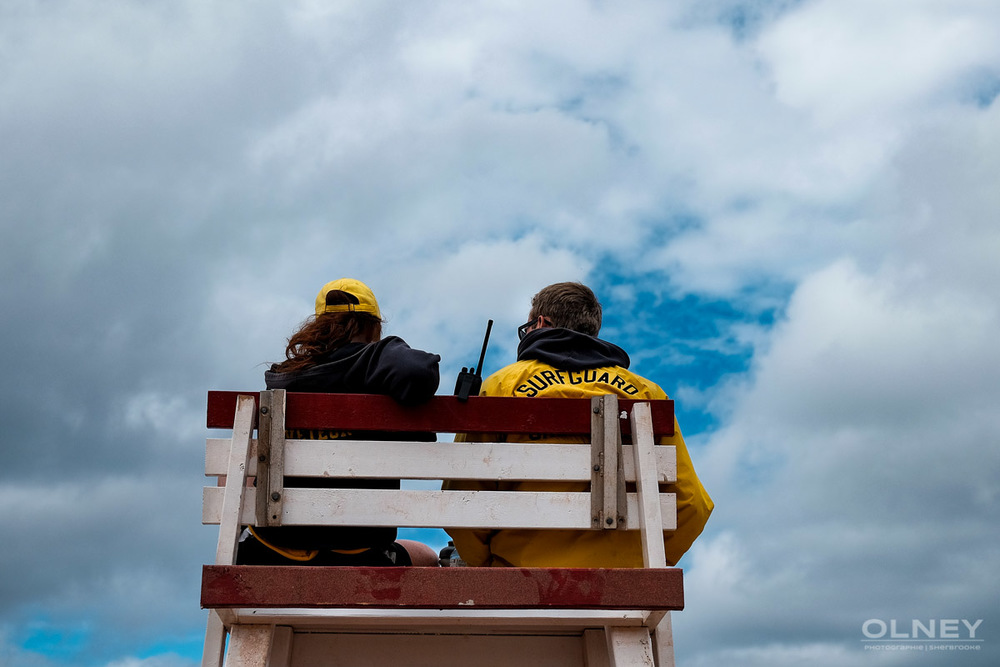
[227,625,276,667]
[606,627,655,667]
[583,628,611,667]
[202,611,227,667]
[269,626,294,667]
[651,612,675,667]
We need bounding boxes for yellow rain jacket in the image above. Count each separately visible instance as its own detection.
[446,328,713,568]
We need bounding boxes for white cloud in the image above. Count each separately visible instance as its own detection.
[687,256,1000,659]
[2,0,999,665]
[757,0,1000,126]
[104,657,197,667]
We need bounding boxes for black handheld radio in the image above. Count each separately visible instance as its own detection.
[454,319,493,401]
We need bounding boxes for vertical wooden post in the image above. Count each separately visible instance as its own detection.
[630,402,667,567]
[601,394,621,530]
[592,395,624,530]
[606,627,655,666]
[255,391,272,527]
[583,628,611,667]
[631,401,675,667]
[215,394,256,566]
[227,625,276,667]
[591,396,606,529]
[203,394,256,667]
[650,613,676,667]
[614,401,627,528]
[201,611,226,667]
[265,389,286,526]
[269,626,294,667]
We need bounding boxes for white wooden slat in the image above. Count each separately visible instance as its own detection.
[214,395,255,566]
[651,612,676,667]
[269,626,294,667]
[606,627,655,667]
[583,628,612,667]
[205,439,677,484]
[203,487,676,531]
[630,403,668,569]
[229,608,651,629]
[206,437,254,474]
[227,625,274,667]
[201,610,226,667]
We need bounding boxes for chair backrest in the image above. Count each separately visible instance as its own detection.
[203,391,677,568]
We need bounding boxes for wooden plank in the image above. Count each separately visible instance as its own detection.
[222,608,653,629]
[591,396,606,529]
[651,612,676,667]
[606,627,655,667]
[270,626,294,667]
[614,399,624,530]
[207,393,674,436]
[201,566,685,611]
[631,403,668,569]
[583,628,611,667]
[205,440,678,484]
[203,487,677,531]
[265,389,286,526]
[214,395,256,566]
[255,391,273,527]
[227,625,274,667]
[201,610,226,667]
[602,394,620,530]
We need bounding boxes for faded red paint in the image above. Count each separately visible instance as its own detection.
[206,392,674,436]
[201,566,684,611]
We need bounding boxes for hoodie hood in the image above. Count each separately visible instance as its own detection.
[516,328,630,371]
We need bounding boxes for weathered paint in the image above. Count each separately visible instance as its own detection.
[201,565,684,611]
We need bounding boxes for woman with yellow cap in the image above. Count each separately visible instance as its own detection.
[236,278,441,566]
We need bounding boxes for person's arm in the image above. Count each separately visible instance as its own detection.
[352,336,441,405]
[660,419,714,565]
[634,379,714,565]
[445,528,495,567]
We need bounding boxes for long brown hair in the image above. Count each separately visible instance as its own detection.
[271,293,383,373]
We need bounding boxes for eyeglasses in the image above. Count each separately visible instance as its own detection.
[517,316,551,341]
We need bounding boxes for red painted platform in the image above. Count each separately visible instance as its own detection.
[201,565,684,611]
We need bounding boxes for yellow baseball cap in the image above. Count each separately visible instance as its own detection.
[314,278,382,319]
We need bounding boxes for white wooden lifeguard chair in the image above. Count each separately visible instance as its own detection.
[202,390,684,666]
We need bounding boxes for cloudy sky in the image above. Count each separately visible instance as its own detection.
[2,0,998,665]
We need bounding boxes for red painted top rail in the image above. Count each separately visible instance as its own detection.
[206,392,674,436]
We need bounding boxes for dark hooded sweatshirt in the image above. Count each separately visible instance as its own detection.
[515,327,631,371]
[256,336,440,551]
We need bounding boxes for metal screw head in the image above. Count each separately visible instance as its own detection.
[593,464,601,472]
[271,492,281,501]
[593,406,601,414]
[605,517,615,526]
[260,406,269,415]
